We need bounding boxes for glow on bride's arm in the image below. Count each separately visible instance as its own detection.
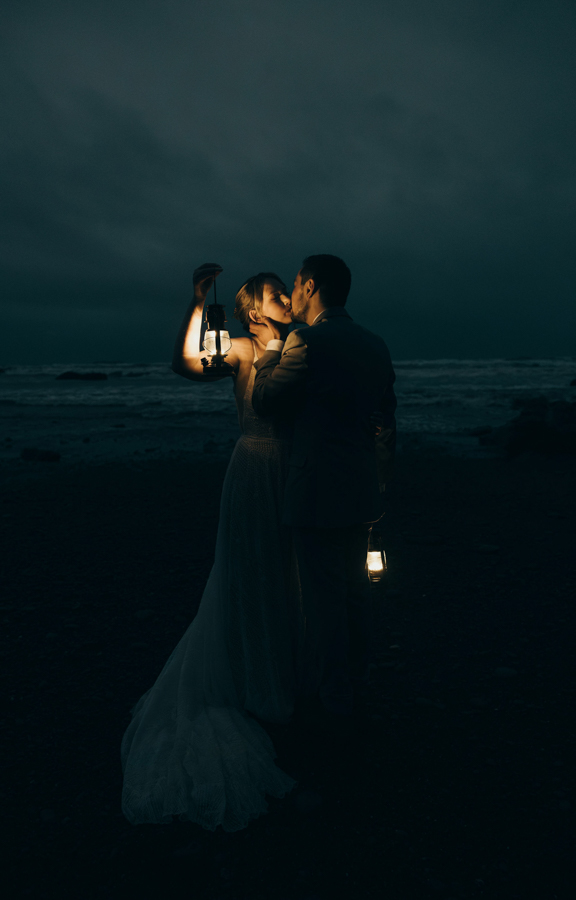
[182,305,205,357]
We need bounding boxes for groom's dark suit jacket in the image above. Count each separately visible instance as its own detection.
[252,307,396,528]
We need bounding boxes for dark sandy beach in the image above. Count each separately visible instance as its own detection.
[2,445,575,899]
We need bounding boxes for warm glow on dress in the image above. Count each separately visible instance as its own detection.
[203,330,232,355]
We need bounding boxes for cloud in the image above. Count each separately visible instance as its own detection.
[1,0,575,360]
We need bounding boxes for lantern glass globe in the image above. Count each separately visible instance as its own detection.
[367,550,384,573]
[203,330,232,356]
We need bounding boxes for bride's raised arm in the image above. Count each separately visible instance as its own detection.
[171,263,241,382]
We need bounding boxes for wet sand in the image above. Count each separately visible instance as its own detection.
[2,444,575,899]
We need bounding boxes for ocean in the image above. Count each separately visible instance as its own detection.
[1,358,575,466]
[1,358,575,431]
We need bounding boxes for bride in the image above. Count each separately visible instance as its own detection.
[120,264,306,833]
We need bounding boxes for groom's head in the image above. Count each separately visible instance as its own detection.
[291,255,351,323]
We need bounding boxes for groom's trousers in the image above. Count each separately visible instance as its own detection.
[293,523,373,716]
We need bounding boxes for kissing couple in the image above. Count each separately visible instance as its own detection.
[121,254,397,832]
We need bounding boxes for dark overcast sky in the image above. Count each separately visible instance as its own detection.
[1,0,575,363]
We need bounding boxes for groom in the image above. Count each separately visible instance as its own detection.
[252,254,396,726]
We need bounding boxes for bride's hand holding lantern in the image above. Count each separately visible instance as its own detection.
[193,263,223,303]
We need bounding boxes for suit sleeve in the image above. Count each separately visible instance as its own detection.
[375,371,397,490]
[252,328,308,417]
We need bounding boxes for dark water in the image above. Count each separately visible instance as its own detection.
[1,358,575,435]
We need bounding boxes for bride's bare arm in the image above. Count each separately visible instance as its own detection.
[171,264,241,382]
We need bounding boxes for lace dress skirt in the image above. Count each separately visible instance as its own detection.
[120,431,305,832]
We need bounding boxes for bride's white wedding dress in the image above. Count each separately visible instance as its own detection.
[121,342,306,832]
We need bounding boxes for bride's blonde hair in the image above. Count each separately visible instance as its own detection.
[233,272,287,332]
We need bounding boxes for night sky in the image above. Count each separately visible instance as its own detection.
[1,0,575,363]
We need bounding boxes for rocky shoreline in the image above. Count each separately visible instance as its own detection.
[474,396,576,456]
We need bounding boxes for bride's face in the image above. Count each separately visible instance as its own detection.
[260,280,293,324]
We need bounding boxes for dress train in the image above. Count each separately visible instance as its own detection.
[121,344,306,831]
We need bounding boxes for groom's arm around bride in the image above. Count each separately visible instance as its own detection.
[252,255,396,718]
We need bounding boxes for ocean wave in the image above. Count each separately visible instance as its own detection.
[0,362,174,379]
[1,359,574,433]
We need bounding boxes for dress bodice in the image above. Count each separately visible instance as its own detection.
[236,341,292,442]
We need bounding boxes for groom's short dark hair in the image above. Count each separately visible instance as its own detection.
[299,255,351,307]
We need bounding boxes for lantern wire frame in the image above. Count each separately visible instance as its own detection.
[201,270,235,377]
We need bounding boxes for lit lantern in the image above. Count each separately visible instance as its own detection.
[366,527,387,582]
[201,272,234,378]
